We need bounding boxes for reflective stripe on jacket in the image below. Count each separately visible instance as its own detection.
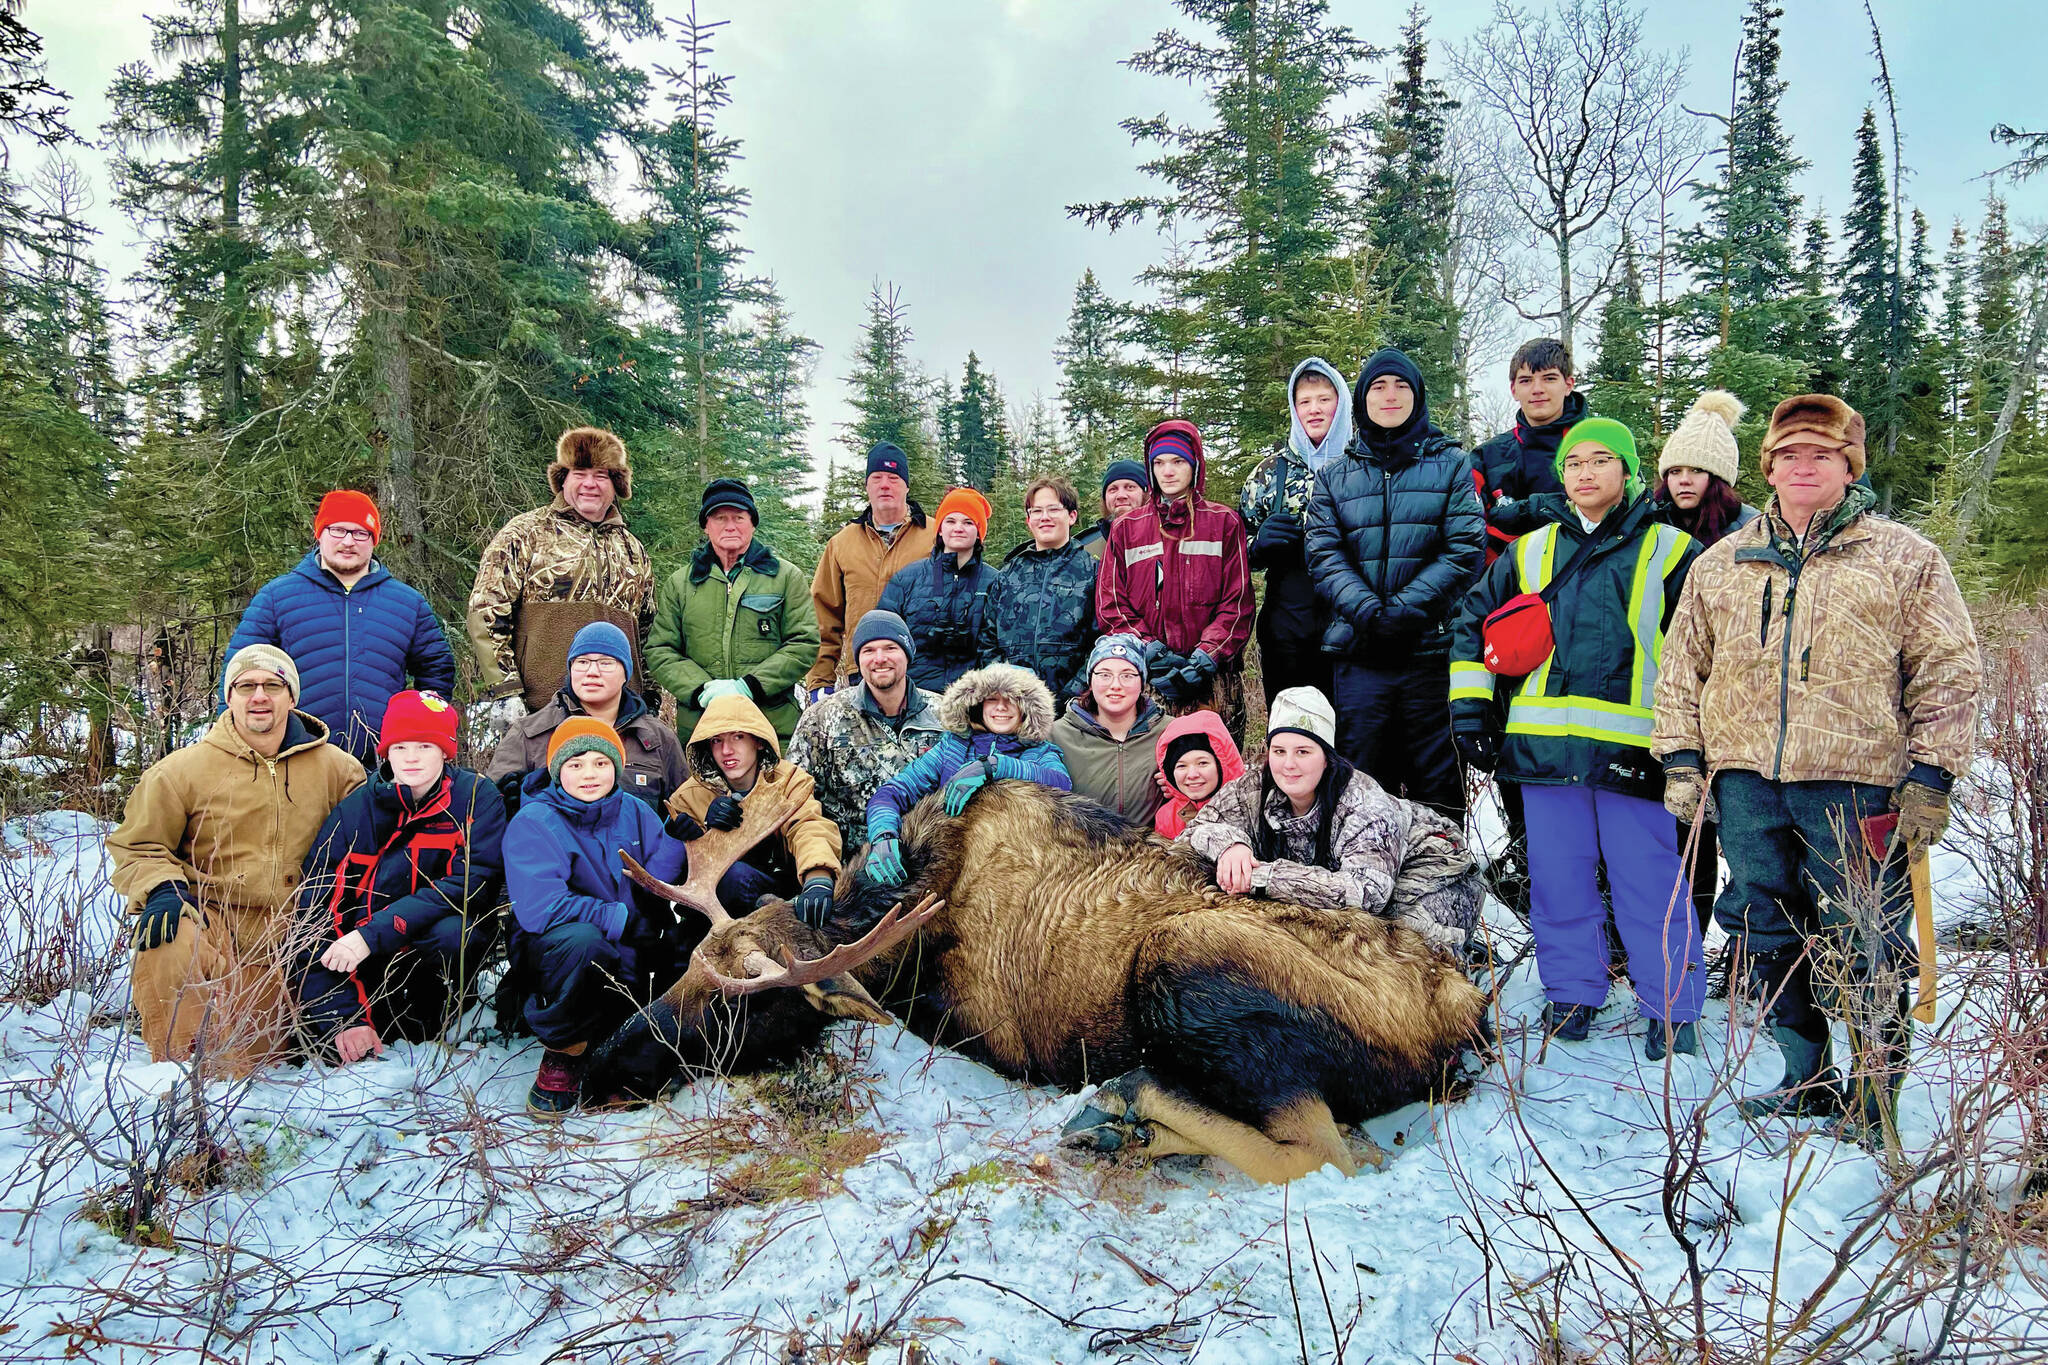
[1451,493,1698,800]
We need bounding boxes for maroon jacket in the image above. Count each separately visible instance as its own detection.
[1096,420,1255,663]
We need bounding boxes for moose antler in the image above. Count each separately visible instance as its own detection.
[618,781,810,925]
[704,894,943,997]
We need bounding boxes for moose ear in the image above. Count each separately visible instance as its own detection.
[800,976,893,1026]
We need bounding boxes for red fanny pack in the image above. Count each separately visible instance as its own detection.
[1481,593,1555,675]
[1480,525,1608,676]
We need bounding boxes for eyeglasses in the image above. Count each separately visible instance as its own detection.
[229,679,292,698]
[570,656,624,674]
[322,526,375,544]
[1092,667,1142,685]
[1561,456,1619,474]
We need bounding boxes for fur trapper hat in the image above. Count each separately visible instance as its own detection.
[1760,394,1866,478]
[1658,389,1745,485]
[550,426,632,501]
[937,663,1057,744]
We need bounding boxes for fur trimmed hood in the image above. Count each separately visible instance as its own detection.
[936,663,1057,743]
[550,426,632,500]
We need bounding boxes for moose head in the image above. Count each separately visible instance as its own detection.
[582,786,941,1103]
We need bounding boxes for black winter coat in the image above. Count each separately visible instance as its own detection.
[1449,493,1700,801]
[1238,441,1322,655]
[1473,391,1587,551]
[1304,433,1486,659]
[293,766,507,1035]
[876,545,998,692]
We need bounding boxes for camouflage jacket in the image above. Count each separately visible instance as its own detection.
[1181,767,1479,953]
[785,680,946,851]
[1653,486,1981,790]
[465,498,656,709]
[981,537,1099,707]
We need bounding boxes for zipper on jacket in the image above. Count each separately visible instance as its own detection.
[1379,469,1393,604]
[1759,581,1772,648]
[1769,568,1798,780]
[341,582,353,747]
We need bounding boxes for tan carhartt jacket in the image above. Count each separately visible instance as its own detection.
[805,506,936,688]
[1653,488,1981,788]
[108,711,367,916]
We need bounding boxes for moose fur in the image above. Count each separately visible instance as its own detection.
[587,781,1489,1184]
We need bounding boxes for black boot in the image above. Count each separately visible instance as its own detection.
[1738,1024,1843,1119]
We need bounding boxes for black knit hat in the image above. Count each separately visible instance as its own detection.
[852,609,915,663]
[699,477,758,525]
[1162,731,1218,781]
[866,442,910,480]
[1101,459,1148,493]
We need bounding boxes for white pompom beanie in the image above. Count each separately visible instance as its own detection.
[1656,389,1745,486]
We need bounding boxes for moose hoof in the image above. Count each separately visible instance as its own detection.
[1060,1107,1153,1155]
[1060,1071,1156,1155]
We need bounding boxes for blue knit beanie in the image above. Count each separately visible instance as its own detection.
[567,621,634,679]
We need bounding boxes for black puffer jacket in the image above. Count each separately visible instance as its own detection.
[1305,353,1486,659]
[876,544,998,692]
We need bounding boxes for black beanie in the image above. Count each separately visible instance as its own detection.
[699,477,758,525]
[1101,459,1148,493]
[866,442,910,480]
[1162,732,1218,784]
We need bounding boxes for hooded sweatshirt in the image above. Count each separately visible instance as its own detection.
[1096,420,1256,662]
[1240,358,1355,656]
[865,664,1072,841]
[1152,710,1248,838]
[667,693,842,885]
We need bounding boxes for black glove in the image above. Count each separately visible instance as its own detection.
[1454,730,1500,773]
[664,807,706,842]
[1251,510,1303,561]
[495,769,527,818]
[795,876,835,926]
[135,882,193,952]
[704,793,744,831]
[1178,649,1218,689]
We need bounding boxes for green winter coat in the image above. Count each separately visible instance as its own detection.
[646,538,820,742]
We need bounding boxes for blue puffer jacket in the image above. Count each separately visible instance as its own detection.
[503,771,687,940]
[876,545,998,692]
[294,766,507,1035]
[228,551,456,761]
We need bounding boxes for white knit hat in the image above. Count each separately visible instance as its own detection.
[1657,390,1745,485]
[1266,687,1338,751]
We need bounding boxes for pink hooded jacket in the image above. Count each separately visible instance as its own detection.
[1153,709,1248,838]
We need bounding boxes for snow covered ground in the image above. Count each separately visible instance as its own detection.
[2,810,2044,1363]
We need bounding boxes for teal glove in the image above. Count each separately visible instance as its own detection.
[697,678,748,707]
[943,761,990,816]
[867,834,906,886]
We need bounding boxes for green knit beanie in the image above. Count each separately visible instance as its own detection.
[1554,416,1640,479]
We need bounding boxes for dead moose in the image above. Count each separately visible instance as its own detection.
[586,779,1490,1184]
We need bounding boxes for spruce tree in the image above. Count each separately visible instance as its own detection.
[1936,220,1972,429]
[1590,231,1657,442]
[1054,268,1135,473]
[1677,0,1807,420]
[838,282,941,511]
[1838,108,1904,496]
[1783,209,1843,397]
[1072,0,1374,496]
[1365,6,1460,422]
[952,352,1005,494]
[1971,192,2018,435]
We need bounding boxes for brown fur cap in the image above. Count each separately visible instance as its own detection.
[1760,394,1866,478]
[937,663,1058,743]
[551,427,632,501]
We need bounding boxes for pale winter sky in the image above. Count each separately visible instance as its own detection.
[23,0,2048,477]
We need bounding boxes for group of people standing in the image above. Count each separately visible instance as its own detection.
[108,332,1980,1147]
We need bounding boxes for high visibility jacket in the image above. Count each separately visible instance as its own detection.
[1450,493,1698,802]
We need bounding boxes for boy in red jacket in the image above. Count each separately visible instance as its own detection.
[1096,420,1255,743]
